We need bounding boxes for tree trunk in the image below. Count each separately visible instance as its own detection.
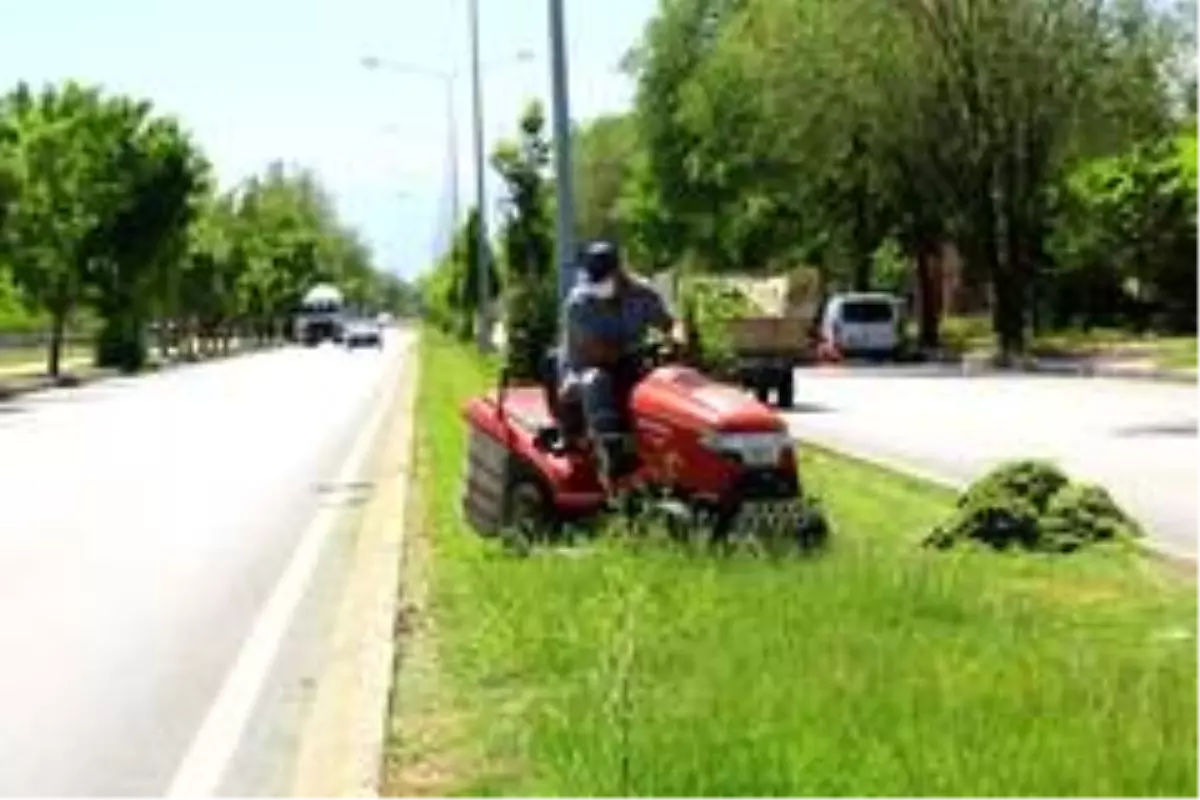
[993,266,1025,362]
[916,243,942,351]
[47,306,66,379]
[978,183,1019,363]
[1001,166,1029,361]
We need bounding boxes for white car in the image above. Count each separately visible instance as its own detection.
[344,319,383,349]
[820,292,903,359]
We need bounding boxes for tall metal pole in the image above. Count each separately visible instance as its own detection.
[468,0,492,352]
[548,0,577,305]
[446,74,461,234]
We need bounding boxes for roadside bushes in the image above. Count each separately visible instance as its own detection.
[924,460,1142,553]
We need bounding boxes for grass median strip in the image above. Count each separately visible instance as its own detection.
[383,330,1196,797]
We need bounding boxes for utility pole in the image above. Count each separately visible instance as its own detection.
[547,0,577,304]
[446,75,461,235]
[468,0,492,352]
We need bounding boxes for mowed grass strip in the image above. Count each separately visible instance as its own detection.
[0,343,92,370]
[383,329,1196,797]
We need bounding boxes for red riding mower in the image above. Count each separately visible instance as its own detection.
[460,340,829,550]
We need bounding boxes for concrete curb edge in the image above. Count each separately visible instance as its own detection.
[288,331,421,797]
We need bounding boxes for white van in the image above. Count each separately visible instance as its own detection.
[819,292,903,358]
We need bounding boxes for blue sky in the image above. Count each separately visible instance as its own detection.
[0,0,657,279]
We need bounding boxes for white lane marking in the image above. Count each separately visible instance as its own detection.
[165,338,409,797]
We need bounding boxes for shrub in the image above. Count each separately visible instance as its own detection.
[939,315,992,354]
[1042,483,1143,552]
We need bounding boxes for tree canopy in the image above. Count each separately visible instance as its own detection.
[560,0,1198,356]
[0,80,409,374]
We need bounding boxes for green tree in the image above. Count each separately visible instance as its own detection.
[0,82,124,376]
[492,100,556,379]
[621,0,747,272]
[573,113,639,244]
[87,108,211,371]
[378,272,420,317]
[623,0,1189,356]
[1048,133,1198,331]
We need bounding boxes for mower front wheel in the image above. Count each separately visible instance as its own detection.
[503,479,553,550]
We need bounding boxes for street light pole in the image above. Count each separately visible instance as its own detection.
[547,0,577,305]
[445,75,461,235]
[363,45,532,352]
[468,0,492,353]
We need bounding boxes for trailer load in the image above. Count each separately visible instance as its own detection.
[651,269,823,408]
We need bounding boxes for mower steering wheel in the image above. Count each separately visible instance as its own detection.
[633,337,677,371]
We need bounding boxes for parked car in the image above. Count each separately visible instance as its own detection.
[819,292,903,359]
[344,318,383,349]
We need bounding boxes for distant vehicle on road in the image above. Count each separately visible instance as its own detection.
[295,284,345,346]
[819,292,903,360]
[344,318,383,349]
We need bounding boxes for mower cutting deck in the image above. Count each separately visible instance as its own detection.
[461,353,827,549]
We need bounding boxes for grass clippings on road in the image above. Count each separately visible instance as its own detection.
[382,329,1197,797]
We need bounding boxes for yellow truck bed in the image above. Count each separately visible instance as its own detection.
[728,315,816,359]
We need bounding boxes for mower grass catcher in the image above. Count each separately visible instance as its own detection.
[460,346,829,554]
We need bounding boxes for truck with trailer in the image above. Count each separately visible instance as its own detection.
[651,269,823,409]
[294,284,346,346]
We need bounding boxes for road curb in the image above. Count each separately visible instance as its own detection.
[289,333,421,797]
[799,438,1197,571]
[952,354,1196,385]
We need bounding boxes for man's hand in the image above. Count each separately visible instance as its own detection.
[668,318,685,348]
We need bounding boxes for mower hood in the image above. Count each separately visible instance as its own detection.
[636,366,788,434]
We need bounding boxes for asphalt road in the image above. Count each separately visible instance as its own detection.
[786,365,1197,559]
[0,330,413,796]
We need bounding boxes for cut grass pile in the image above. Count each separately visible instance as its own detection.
[384,329,1197,797]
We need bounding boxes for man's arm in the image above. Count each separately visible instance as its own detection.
[643,283,680,341]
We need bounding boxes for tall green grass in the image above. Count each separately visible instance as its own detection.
[385,330,1196,797]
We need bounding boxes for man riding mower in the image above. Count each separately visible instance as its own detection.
[553,240,682,489]
[460,240,829,550]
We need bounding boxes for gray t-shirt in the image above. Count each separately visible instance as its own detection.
[561,276,672,373]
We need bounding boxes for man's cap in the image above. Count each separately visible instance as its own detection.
[581,240,621,282]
